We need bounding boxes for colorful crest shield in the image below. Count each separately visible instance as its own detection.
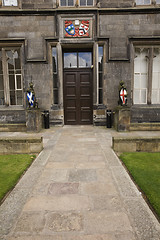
[65,24,75,36]
[79,22,89,36]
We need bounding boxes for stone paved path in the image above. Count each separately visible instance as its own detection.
[0,126,160,240]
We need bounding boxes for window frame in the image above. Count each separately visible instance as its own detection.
[135,0,151,5]
[0,47,23,107]
[59,0,95,7]
[52,46,59,105]
[2,0,18,7]
[79,0,94,7]
[133,45,160,105]
[97,45,104,105]
[59,0,75,7]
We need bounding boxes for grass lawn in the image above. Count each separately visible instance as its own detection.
[119,152,160,219]
[0,154,36,203]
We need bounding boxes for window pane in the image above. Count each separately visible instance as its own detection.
[144,0,151,4]
[80,0,86,6]
[53,90,58,104]
[157,0,160,3]
[68,0,74,6]
[152,73,159,89]
[7,51,14,72]
[136,0,151,4]
[141,74,147,88]
[53,73,58,88]
[134,74,141,88]
[141,89,147,103]
[99,73,103,88]
[3,0,18,6]
[98,46,103,104]
[60,0,67,6]
[87,0,93,5]
[152,49,160,104]
[0,91,4,105]
[79,52,92,68]
[0,75,4,91]
[134,89,140,104]
[16,75,22,89]
[52,47,57,73]
[9,75,15,90]
[141,54,148,73]
[0,75,4,105]
[10,90,16,105]
[99,89,103,104]
[17,90,23,105]
[136,0,144,4]
[0,51,2,74]
[14,50,21,70]
[152,89,158,104]
[134,57,141,73]
[52,48,58,104]
[98,46,103,71]
[64,52,77,68]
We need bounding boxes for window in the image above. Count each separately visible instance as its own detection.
[52,47,58,105]
[156,0,160,3]
[98,46,103,104]
[3,0,18,6]
[59,0,94,6]
[64,51,92,68]
[79,0,94,6]
[134,47,160,105]
[60,0,74,6]
[134,48,148,104]
[152,49,160,104]
[135,0,151,5]
[0,48,23,106]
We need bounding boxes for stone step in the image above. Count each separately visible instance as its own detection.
[0,123,26,132]
[130,122,160,131]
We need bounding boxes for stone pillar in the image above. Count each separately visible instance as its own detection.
[114,107,131,131]
[26,109,42,132]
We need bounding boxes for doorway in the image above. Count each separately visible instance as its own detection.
[63,51,93,125]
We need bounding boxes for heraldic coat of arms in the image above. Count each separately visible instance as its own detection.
[65,20,90,37]
[118,81,127,106]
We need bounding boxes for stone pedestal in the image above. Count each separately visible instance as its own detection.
[26,109,42,132]
[114,107,131,131]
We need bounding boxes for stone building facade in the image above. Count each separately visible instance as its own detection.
[0,0,160,128]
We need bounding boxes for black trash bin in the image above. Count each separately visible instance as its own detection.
[43,110,50,129]
[106,110,112,128]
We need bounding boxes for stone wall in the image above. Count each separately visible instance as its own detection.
[0,110,26,124]
[0,3,160,126]
[99,0,133,8]
[131,107,160,123]
[0,137,43,154]
[21,0,57,9]
[113,137,160,152]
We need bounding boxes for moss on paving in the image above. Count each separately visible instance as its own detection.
[0,154,36,203]
[120,152,160,219]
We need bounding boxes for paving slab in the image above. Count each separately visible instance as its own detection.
[0,126,160,240]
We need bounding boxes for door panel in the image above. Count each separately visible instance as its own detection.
[64,70,92,125]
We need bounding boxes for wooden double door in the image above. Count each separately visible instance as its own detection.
[64,69,93,125]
